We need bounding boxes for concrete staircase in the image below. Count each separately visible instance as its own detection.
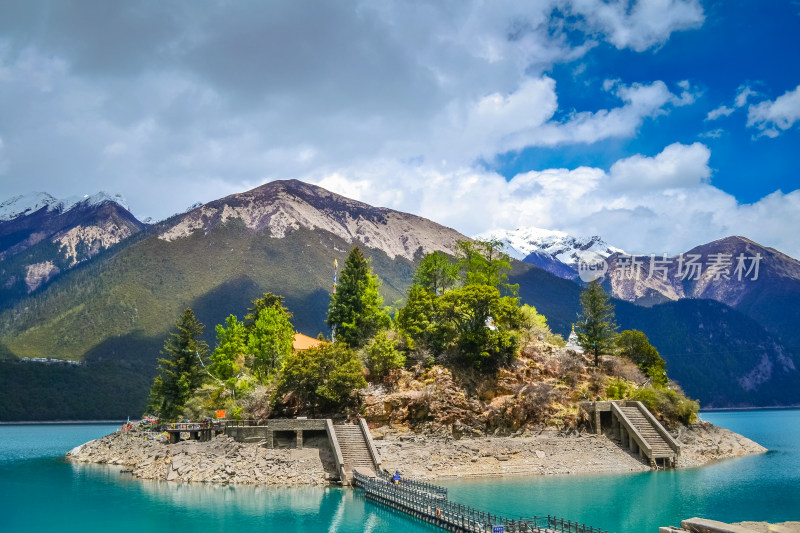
[612,401,680,467]
[618,405,676,460]
[333,423,379,481]
[581,400,680,468]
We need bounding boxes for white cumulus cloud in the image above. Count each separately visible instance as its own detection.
[747,84,800,138]
[568,0,705,52]
[312,142,800,259]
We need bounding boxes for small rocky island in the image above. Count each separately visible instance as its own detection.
[67,418,764,486]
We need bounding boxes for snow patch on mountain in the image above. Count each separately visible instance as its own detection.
[476,227,625,266]
[0,191,129,221]
[0,192,60,221]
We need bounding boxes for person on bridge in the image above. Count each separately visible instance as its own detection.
[392,470,401,484]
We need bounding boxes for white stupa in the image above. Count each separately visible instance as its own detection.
[566,325,583,353]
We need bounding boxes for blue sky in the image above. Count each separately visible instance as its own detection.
[493,0,800,204]
[0,1,799,256]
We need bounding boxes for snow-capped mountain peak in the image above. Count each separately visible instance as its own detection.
[0,191,129,221]
[75,191,130,211]
[0,192,60,221]
[475,226,625,269]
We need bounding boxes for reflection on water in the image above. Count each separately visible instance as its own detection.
[70,462,335,514]
[61,461,439,533]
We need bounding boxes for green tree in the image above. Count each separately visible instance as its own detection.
[616,329,667,386]
[248,305,294,381]
[395,285,438,350]
[147,307,208,420]
[210,315,249,396]
[327,247,390,348]
[413,251,459,295]
[519,304,564,345]
[436,284,523,370]
[245,292,292,329]
[278,343,366,415]
[364,331,405,381]
[455,239,518,295]
[576,281,618,366]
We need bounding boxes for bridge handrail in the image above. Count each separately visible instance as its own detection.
[358,417,382,470]
[325,419,347,483]
[353,470,607,533]
[166,422,214,431]
[630,401,681,455]
[354,471,497,531]
[377,470,447,496]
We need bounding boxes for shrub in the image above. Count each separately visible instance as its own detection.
[240,385,274,421]
[634,385,699,427]
[605,377,635,400]
[363,331,405,382]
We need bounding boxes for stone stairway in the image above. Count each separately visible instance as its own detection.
[619,406,674,457]
[333,423,378,479]
[580,400,680,468]
[616,403,679,467]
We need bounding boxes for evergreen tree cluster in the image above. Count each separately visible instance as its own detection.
[145,241,695,427]
[147,282,370,420]
[394,239,525,371]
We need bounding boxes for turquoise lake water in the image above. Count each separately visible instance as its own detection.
[1,410,797,533]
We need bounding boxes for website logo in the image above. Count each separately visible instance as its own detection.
[577,256,608,282]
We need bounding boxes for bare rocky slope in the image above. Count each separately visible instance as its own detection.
[159,179,464,261]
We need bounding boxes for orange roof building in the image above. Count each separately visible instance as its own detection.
[292,332,327,351]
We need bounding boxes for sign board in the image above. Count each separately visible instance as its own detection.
[493,527,505,533]
[216,410,226,419]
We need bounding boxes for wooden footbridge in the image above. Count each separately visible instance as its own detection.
[353,468,608,533]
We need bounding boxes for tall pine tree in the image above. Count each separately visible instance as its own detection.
[326,246,390,348]
[146,307,208,420]
[576,281,618,366]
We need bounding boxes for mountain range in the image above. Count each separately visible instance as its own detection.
[487,227,800,361]
[0,192,144,309]
[0,180,797,420]
[477,227,626,281]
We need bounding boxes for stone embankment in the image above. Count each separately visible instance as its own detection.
[67,419,764,486]
[67,432,337,485]
[661,517,800,533]
[674,420,767,468]
[373,420,765,480]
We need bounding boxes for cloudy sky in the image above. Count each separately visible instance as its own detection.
[1,0,799,256]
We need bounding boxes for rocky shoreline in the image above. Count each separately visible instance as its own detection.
[66,420,765,485]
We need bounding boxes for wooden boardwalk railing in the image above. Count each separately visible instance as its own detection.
[377,469,448,497]
[353,470,608,533]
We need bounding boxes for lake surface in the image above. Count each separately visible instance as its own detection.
[1,410,797,533]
